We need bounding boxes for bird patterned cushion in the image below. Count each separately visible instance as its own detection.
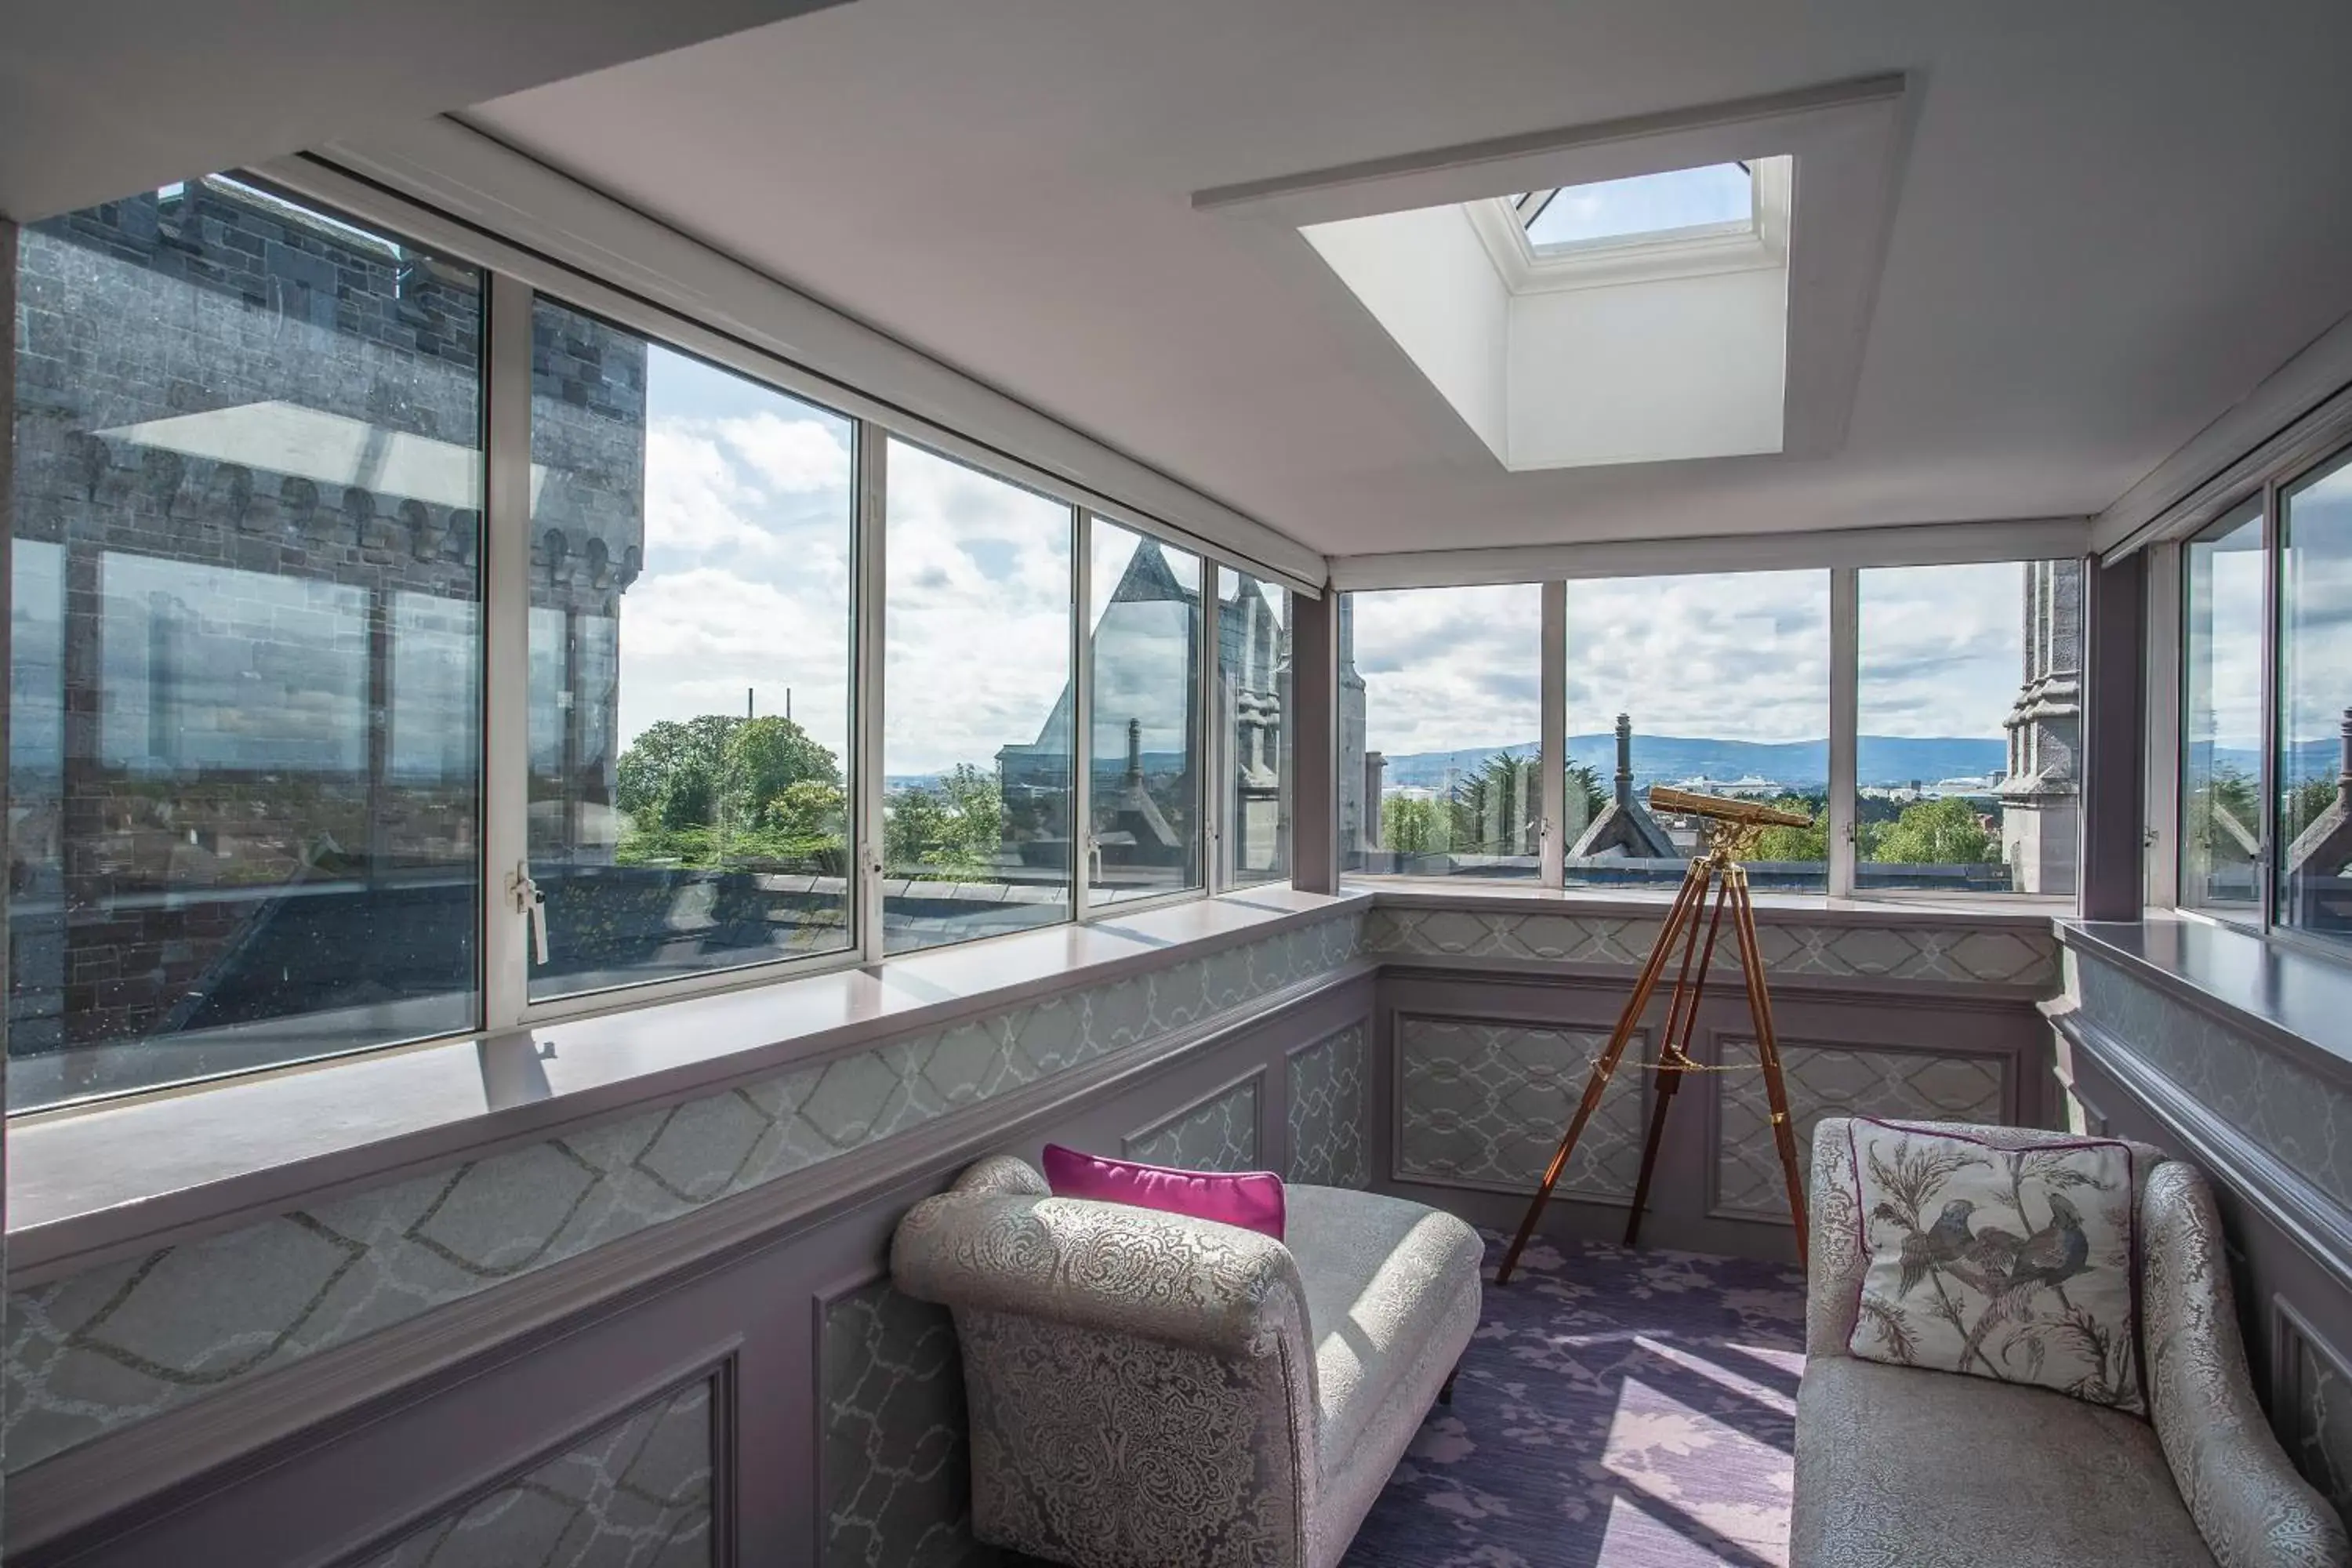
[1842,1116,2143,1414]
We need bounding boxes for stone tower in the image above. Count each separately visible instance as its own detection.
[1996,558,2083,894]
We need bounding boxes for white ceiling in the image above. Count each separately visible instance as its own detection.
[466,0,2352,563]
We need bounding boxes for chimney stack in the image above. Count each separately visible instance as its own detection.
[1613,713,1635,807]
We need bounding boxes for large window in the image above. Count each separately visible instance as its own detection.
[1564,571,1829,891]
[525,299,857,1000]
[8,174,1288,1109]
[2180,502,2265,913]
[881,439,1074,953]
[1087,517,1203,906]
[1858,561,2074,896]
[2278,449,2352,941]
[9,178,485,1108]
[1219,570,1291,885]
[1341,585,1543,878]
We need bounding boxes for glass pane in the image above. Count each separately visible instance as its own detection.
[1087,518,1202,905]
[9,177,483,1108]
[1858,561,2076,896]
[2278,450,2352,941]
[1220,570,1290,886]
[1341,586,1542,879]
[527,300,856,1000]
[2182,501,2265,913]
[1563,572,1829,891]
[883,439,1073,952]
[1525,163,1751,249]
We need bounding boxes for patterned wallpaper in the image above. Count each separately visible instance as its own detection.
[1394,1018,1645,1200]
[1286,1023,1371,1189]
[1714,1043,2005,1218]
[823,1280,980,1568]
[1124,1077,1261,1171]
[2,912,1365,1475]
[1366,906,2059,990]
[2073,952,2352,1214]
[350,1379,713,1568]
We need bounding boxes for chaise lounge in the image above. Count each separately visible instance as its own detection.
[891,1155,1485,1568]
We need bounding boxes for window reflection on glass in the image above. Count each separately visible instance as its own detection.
[1563,572,1829,891]
[883,439,1073,952]
[1220,571,1290,886]
[1858,561,2075,896]
[2278,451,2352,941]
[1085,518,1203,905]
[2181,502,2265,913]
[526,300,856,1000]
[9,177,483,1108]
[1341,585,1542,879]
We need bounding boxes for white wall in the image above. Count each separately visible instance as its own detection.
[1303,205,1510,461]
[1507,265,1786,469]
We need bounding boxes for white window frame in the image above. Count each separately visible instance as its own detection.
[32,161,1284,1081]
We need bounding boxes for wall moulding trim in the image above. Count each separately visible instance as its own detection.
[1121,1062,1269,1167]
[2051,1004,2352,1290]
[9,896,1373,1285]
[2,963,1373,1557]
[325,1351,738,1568]
[1329,516,2092,591]
[253,127,1323,595]
[1373,955,2055,1009]
[1697,1025,2016,1225]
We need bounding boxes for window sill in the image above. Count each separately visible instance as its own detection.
[1351,877,2067,929]
[5,886,1370,1279]
[2057,913,2352,1090]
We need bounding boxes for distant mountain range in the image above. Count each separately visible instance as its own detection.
[1379,735,2014,793]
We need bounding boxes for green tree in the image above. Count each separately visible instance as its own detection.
[1381,794,1441,857]
[884,763,1004,877]
[1752,796,1828,862]
[763,779,847,848]
[1450,752,1532,854]
[1870,796,1998,865]
[1565,762,1606,831]
[617,715,740,826]
[721,716,842,822]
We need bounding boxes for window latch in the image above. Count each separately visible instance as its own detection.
[509,865,550,967]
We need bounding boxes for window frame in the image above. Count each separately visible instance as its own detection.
[2141,409,2352,956]
[1341,554,2080,902]
[10,170,1288,1107]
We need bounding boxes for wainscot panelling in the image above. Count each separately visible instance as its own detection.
[1285,1022,1371,1189]
[1371,902,2058,1262]
[1123,1069,1264,1171]
[5,925,1374,1564]
[1711,1036,2008,1219]
[349,1376,716,1568]
[819,1276,975,1568]
[1392,1014,1646,1201]
[2054,924,2352,1530]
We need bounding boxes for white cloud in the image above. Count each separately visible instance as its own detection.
[719,411,853,494]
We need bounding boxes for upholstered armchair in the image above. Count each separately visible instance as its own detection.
[1795,1118,2349,1568]
[890,1155,1483,1568]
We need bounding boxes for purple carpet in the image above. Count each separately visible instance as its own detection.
[1342,1232,1808,1568]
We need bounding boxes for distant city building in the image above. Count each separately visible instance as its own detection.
[1998,559,2082,894]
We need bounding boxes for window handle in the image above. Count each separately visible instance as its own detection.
[510,865,550,967]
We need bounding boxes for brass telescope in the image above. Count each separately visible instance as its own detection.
[1496,783,1814,1283]
[1645,786,1811,829]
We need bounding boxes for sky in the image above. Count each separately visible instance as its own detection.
[1350,563,2034,760]
[1525,162,1751,249]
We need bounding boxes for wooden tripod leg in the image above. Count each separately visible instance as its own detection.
[1729,869,1810,1266]
[1494,864,1708,1285]
[1624,870,1735,1248]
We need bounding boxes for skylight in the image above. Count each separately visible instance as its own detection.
[1519,162,1752,250]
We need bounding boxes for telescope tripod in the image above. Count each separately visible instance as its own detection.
[1494,847,1809,1285]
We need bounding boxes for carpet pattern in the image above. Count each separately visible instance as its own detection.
[1343,1234,1807,1568]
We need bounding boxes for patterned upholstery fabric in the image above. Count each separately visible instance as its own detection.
[891,1158,1482,1568]
[1800,1118,2349,1568]
[1793,1355,2220,1566]
[2142,1161,2352,1568]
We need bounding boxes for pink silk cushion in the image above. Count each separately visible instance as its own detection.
[1040,1144,1287,1241]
